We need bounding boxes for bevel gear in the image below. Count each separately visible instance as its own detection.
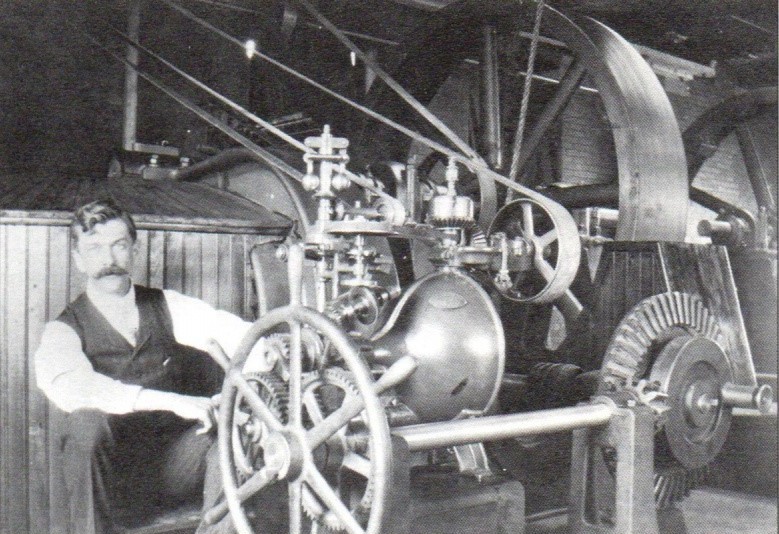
[300,368,374,531]
[232,372,289,482]
[598,292,730,508]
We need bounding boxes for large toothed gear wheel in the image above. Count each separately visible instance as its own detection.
[301,368,374,531]
[598,292,733,508]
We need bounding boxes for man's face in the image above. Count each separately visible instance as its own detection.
[72,218,135,295]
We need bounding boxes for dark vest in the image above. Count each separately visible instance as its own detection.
[57,285,222,397]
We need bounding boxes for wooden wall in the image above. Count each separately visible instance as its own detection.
[0,219,260,534]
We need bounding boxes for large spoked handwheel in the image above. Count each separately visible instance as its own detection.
[217,305,392,534]
[488,197,582,317]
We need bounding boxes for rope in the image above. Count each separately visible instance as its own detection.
[507,0,545,201]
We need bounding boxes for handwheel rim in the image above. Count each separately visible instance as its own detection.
[218,305,391,534]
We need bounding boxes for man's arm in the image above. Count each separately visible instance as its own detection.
[35,321,215,430]
[35,321,144,414]
[163,289,259,359]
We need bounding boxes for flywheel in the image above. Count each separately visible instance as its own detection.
[598,292,734,508]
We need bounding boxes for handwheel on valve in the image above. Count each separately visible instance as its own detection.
[205,245,401,534]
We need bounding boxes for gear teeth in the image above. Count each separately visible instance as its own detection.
[673,293,685,325]
[649,300,670,332]
[682,293,692,327]
[604,360,637,381]
[599,292,723,509]
[692,299,703,331]
[658,295,675,327]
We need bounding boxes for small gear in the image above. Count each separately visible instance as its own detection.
[232,372,288,482]
[300,368,374,531]
[598,292,729,508]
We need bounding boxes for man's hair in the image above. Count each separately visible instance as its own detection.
[70,199,137,244]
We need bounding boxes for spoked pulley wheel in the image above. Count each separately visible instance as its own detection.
[215,305,392,534]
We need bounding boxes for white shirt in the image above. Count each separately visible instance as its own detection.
[35,284,258,414]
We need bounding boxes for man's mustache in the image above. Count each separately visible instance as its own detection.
[97,266,129,278]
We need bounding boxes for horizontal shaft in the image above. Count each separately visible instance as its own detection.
[393,402,614,452]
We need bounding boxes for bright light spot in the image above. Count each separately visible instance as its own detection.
[405,327,445,356]
[245,39,257,59]
[465,334,495,359]
[349,51,357,67]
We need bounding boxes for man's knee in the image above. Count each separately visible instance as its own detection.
[61,409,112,454]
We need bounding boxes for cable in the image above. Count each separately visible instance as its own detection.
[507,0,545,201]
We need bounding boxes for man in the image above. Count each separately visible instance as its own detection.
[35,199,259,534]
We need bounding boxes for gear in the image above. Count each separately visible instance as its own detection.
[232,372,289,482]
[598,292,730,508]
[300,368,374,531]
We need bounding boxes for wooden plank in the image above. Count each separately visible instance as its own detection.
[164,232,184,292]
[26,226,50,534]
[133,230,150,287]
[46,226,71,534]
[242,237,258,320]
[183,232,202,299]
[217,234,232,312]
[2,225,30,534]
[231,235,246,318]
[200,233,219,309]
[0,224,8,534]
[148,231,165,289]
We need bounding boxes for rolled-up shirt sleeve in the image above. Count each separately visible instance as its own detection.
[163,290,257,359]
[35,321,143,414]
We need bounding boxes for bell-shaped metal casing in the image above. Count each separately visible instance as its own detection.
[370,269,505,422]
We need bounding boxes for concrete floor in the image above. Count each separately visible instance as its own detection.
[526,487,778,534]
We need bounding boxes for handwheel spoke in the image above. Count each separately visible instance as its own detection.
[230,370,284,432]
[289,320,303,427]
[306,395,364,450]
[289,479,303,534]
[303,389,326,424]
[341,452,371,478]
[521,202,535,237]
[305,466,366,534]
[236,466,275,503]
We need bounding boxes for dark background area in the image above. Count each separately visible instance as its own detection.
[0,0,775,178]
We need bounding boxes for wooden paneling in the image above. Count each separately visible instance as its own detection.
[0,220,261,534]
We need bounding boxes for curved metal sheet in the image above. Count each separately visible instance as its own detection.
[546,8,689,241]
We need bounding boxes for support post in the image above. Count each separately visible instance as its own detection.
[569,404,660,534]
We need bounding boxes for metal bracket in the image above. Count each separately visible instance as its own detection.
[569,404,660,534]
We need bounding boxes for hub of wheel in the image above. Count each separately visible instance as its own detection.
[262,430,305,480]
[650,335,733,470]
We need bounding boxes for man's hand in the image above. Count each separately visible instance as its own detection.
[134,389,217,434]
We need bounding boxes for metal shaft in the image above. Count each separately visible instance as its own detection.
[122,0,140,151]
[392,402,614,451]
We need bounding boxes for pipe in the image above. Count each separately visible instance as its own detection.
[167,147,267,181]
[392,401,614,451]
[481,24,503,169]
